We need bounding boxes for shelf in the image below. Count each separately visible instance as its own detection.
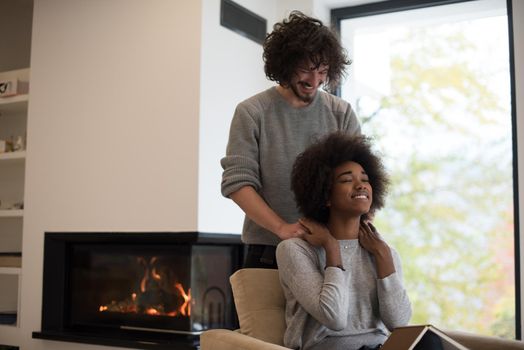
[0,94,29,115]
[0,323,18,329]
[0,267,21,275]
[0,151,26,163]
[0,210,23,218]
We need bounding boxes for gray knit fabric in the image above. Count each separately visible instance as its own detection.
[276,237,412,350]
[221,87,361,245]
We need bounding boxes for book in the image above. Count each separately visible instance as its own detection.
[381,325,469,350]
[0,346,19,350]
[0,252,21,267]
[0,311,17,325]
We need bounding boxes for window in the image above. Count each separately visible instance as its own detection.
[334,0,517,338]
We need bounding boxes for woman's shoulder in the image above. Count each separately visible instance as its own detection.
[277,237,310,250]
[276,238,317,263]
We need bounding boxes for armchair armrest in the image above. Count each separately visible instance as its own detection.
[445,329,524,350]
[200,329,291,350]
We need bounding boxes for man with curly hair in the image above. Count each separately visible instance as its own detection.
[221,11,361,268]
[276,132,411,350]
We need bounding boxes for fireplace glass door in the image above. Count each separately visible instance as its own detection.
[69,243,234,334]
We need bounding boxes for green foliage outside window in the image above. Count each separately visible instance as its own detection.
[355,20,514,338]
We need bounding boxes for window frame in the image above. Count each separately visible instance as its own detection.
[331,0,521,339]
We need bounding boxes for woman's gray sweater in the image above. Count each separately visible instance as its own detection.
[276,237,412,350]
[221,87,361,245]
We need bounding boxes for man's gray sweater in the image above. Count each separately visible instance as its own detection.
[276,238,412,350]
[221,87,361,245]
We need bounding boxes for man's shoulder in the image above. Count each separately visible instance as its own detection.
[317,90,350,112]
[237,87,277,111]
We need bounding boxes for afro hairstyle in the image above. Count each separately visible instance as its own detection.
[291,132,389,223]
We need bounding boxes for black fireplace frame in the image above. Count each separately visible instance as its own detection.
[32,231,244,350]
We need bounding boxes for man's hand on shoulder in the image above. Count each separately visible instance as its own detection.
[276,222,307,240]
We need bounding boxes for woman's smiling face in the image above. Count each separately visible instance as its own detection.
[328,161,373,217]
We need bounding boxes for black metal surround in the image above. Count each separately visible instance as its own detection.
[32,232,244,350]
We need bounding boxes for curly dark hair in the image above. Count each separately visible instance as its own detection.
[263,11,350,92]
[291,132,389,224]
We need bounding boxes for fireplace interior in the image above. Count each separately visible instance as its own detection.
[33,232,243,350]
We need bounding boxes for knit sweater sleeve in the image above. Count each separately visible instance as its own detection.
[343,102,362,136]
[276,239,349,331]
[220,103,261,197]
[376,248,412,331]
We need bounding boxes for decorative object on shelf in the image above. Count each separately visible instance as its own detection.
[0,138,13,153]
[0,200,23,211]
[10,202,23,210]
[0,79,29,98]
[13,136,24,152]
[0,139,10,153]
[0,136,25,153]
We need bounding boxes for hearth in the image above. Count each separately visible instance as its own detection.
[33,232,243,350]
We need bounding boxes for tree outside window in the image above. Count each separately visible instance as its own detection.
[340,6,514,338]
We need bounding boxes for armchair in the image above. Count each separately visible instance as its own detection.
[201,268,524,350]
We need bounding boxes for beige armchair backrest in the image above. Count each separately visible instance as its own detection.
[230,268,287,346]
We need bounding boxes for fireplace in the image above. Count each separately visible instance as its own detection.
[33,232,243,349]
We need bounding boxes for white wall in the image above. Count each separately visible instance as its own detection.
[198,0,276,234]
[15,1,202,349]
[197,0,317,234]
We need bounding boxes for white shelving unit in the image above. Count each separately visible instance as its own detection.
[0,210,23,218]
[0,150,26,159]
[0,267,21,275]
[0,94,28,112]
[0,68,29,330]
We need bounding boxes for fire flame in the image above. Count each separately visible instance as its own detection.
[146,308,160,315]
[98,256,192,318]
[175,283,191,316]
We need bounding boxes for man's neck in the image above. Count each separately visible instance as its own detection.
[275,85,313,108]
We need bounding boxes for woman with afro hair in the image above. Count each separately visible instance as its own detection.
[276,132,411,350]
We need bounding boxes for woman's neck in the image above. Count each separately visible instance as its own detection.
[327,215,361,240]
